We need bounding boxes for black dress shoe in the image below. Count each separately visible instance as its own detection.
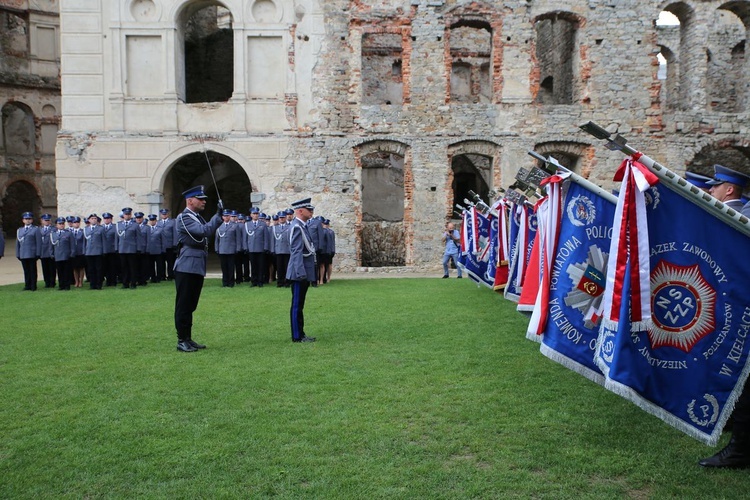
[699,435,750,468]
[188,339,206,349]
[177,341,197,352]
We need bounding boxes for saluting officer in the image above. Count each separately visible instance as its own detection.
[39,214,56,288]
[17,212,42,291]
[116,207,140,289]
[84,213,105,290]
[215,209,239,287]
[287,198,317,343]
[50,217,76,291]
[173,185,222,352]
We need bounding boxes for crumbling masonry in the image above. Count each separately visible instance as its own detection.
[43,0,750,271]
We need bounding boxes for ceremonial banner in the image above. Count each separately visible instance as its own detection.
[462,208,494,288]
[491,200,510,291]
[526,176,565,341]
[539,179,616,385]
[505,203,536,301]
[595,179,750,445]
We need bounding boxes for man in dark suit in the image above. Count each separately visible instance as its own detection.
[173,185,222,352]
[287,198,317,343]
[16,212,42,291]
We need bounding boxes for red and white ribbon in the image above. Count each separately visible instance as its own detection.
[601,153,659,332]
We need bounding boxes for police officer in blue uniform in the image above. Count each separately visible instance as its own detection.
[173,185,222,352]
[17,212,42,291]
[39,213,56,288]
[116,208,140,288]
[84,213,105,289]
[215,209,238,287]
[244,207,267,287]
[101,212,119,286]
[706,164,750,211]
[158,208,176,281]
[51,217,76,290]
[271,211,291,287]
[287,198,317,343]
[699,164,750,468]
[145,214,163,283]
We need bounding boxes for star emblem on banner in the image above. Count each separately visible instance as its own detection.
[564,244,609,329]
[649,260,716,352]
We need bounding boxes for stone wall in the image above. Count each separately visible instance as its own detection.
[0,1,60,232]
[55,0,750,272]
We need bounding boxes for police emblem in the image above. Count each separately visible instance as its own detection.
[644,186,661,209]
[649,260,716,352]
[565,244,609,328]
[566,195,596,227]
[687,394,719,428]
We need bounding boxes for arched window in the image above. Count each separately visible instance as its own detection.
[706,8,746,112]
[2,102,36,156]
[361,32,404,105]
[177,2,234,103]
[533,13,580,105]
[449,20,492,103]
[355,140,412,267]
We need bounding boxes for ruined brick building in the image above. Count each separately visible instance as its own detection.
[12,0,750,270]
[0,0,60,231]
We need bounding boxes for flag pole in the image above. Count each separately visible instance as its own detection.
[527,150,618,205]
[579,121,750,237]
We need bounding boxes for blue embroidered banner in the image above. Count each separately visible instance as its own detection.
[460,209,493,288]
[595,184,750,445]
[540,180,615,385]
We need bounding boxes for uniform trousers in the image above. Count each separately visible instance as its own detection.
[174,271,205,342]
[219,254,235,287]
[276,254,290,287]
[149,254,164,283]
[249,252,265,286]
[290,280,310,341]
[164,248,176,280]
[103,252,118,286]
[86,255,103,289]
[234,252,245,283]
[41,257,56,287]
[120,253,138,288]
[20,258,38,290]
[56,259,73,290]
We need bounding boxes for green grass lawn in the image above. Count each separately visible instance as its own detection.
[1,278,749,498]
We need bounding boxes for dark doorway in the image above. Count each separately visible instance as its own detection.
[164,151,252,216]
[2,180,41,232]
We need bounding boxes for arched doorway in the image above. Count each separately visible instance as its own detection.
[451,154,491,212]
[2,180,42,232]
[163,151,252,216]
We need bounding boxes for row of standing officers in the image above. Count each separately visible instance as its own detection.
[11,207,336,292]
[214,207,336,288]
